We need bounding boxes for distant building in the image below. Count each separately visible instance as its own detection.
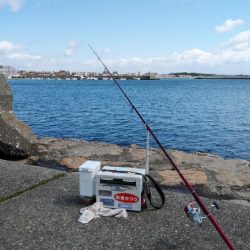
[141,72,160,80]
[0,65,18,78]
[103,69,109,76]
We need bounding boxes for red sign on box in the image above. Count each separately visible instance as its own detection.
[114,193,139,203]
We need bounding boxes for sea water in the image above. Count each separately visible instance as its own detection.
[9,79,250,161]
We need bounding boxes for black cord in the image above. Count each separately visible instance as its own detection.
[144,174,165,209]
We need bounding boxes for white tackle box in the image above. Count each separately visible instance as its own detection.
[96,166,146,211]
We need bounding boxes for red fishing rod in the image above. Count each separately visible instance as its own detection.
[89,45,235,250]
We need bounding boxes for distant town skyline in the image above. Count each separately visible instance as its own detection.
[1,0,250,74]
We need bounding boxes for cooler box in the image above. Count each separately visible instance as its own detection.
[79,161,101,198]
[96,166,146,211]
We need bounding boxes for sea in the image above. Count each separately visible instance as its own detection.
[8,79,250,161]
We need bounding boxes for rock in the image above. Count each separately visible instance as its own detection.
[161,150,250,200]
[60,157,87,170]
[154,169,208,187]
[0,74,12,112]
[0,74,38,158]
[0,112,38,158]
[129,146,167,164]
[31,137,250,201]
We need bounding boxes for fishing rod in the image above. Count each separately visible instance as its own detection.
[88,45,235,250]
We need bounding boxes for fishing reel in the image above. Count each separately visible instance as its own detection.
[184,201,219,226]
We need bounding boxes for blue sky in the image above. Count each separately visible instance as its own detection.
[1,0,250,74]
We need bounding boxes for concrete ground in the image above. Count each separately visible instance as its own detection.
[0,159,249,250]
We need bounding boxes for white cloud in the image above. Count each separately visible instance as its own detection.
[9,43,250,73]
[9,42,250,73]
[103,48,111,53]
[97,31,250,74]
[64,40,80,57]
[224,30,250,48]
[7,52,42,60]
[0,40,20,53]
[68,41,78,47]
[65,49,74,57]
[0,0,24,11]
[215,19,244,33]
[3,30,250,74]
[0,40,42,64]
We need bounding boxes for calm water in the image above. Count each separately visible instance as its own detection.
[8,79,250,161]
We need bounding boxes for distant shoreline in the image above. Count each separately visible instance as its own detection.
[8,76,250,80]
[7,77,194,80]
[195,77,250,80]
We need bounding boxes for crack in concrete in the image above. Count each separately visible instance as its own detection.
[0,173,67,204]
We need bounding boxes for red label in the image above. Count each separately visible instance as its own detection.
[114,193,139,203]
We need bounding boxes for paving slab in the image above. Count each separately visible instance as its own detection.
[0,172,249,250]
[0,159,64,198]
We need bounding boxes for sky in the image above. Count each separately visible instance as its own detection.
[1,0,250,74]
